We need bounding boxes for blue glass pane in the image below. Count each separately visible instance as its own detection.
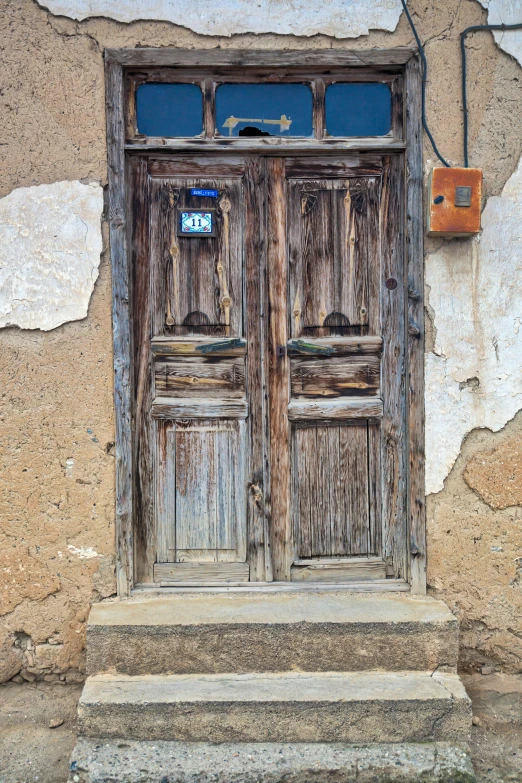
[216,84,312,137]
[326,83,391,137]
[136,83,203,137]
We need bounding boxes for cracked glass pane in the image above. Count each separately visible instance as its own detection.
[326,83,391,137]
[216,84,313,137]
[136,83,203,137]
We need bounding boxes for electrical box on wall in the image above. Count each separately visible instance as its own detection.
[427,167,482,237]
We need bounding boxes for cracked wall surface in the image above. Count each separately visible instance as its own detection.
[0,0,521,679]
[36,0,404,38]
[0,181,103,331]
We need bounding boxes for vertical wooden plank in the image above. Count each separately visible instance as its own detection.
[155,421,175,563]
[313,78,325,139]
[266,157,292,580]
[105,53,133,594]
[244,157,272,580]
[339,423,369,555]
[131,158,154,583]
[405,54,426,595]
[367,420,382,557]
[175,423,216,554]
[380,153,407,579]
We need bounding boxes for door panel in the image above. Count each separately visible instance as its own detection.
[150,177,243,337]
[267,155,405,581]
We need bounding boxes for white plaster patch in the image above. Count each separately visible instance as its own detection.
[425,156,522,494]
[67,545,99,559]
[0,181,103,331]
[36,0,403,38]
[479,0,522,67]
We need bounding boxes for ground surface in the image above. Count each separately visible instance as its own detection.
[0,676,521,782]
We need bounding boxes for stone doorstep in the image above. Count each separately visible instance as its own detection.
[78,671,472,744]
[68,739,476,783]
[87,592,459,675]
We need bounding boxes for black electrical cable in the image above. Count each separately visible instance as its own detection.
[461,23,522,167]
[400,0,451,167]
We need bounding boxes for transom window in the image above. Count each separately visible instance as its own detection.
[128,72,401,141]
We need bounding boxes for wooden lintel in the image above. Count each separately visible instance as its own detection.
[108,47,417,69]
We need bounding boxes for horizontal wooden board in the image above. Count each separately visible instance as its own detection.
[285,157,382,178]
[152,397,248,419]
[291,355,380,398]
[291,557,387,582]
[154,562,250,583]
[144,580,410,592]
[288,397,383,421]
[152,337,247,357]
[148,159,245,178]
[111,47,416,68]
[126,139,406,153]
[155,357,245,398]
[287,337,383,356]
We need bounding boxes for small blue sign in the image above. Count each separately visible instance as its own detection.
[191,188,219,199]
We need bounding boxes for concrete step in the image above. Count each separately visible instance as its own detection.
[78,670,471,744]
[68,738,476,783]
[87,592,459,675]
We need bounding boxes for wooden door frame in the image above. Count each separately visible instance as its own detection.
[105,47,425,597]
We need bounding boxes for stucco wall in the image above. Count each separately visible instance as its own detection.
[0,0,521,681]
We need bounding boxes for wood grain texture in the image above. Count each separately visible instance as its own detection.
[150,177,243,337]
[152,397,248,419]
[152,337,247,357]
[380,154,407,581]
[244,157,272,581]
[292,423,370,558]
[154,562,250,583]
[288,177,379,338]
[290,355,380,397]
[266,157,292,580]
[130,157,155,583]
[405,55,426,595]
[106,54,134,595]
[285,157,382,178]
[288,397,383,421]
[155,357,245,398]
[109,47,416,68]
[291,557,386,581]
[155,420,246,565]
[287,336,382,356]
[127,138,406,154]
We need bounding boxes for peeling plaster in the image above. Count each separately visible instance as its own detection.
[479,1,522,67]
[67,545,100,559]
[425,156,522,494]
[0,181,103,331]
[36,0,403,38]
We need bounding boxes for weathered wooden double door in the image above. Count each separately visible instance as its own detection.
[130,153,406,585]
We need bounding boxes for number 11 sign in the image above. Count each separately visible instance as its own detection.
[178,210,215,237]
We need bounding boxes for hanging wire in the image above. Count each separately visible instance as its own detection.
[400,0,451,167]
[461,23,522,167]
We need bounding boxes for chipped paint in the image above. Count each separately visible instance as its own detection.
[67,545,100,559]
[479,1,522,67]
[36,0,403,38]
[425,155,522,494]
[0,181,103,331]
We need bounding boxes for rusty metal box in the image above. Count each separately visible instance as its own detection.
[427,167,482,236]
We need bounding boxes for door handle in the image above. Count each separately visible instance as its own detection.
[287,339,334,356]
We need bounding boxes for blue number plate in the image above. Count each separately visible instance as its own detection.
[191,188,219,198]
[178,210,215,236]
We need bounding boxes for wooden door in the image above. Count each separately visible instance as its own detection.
[130,153,406,585]
[266,155,407,582]
[130,155,268,585]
